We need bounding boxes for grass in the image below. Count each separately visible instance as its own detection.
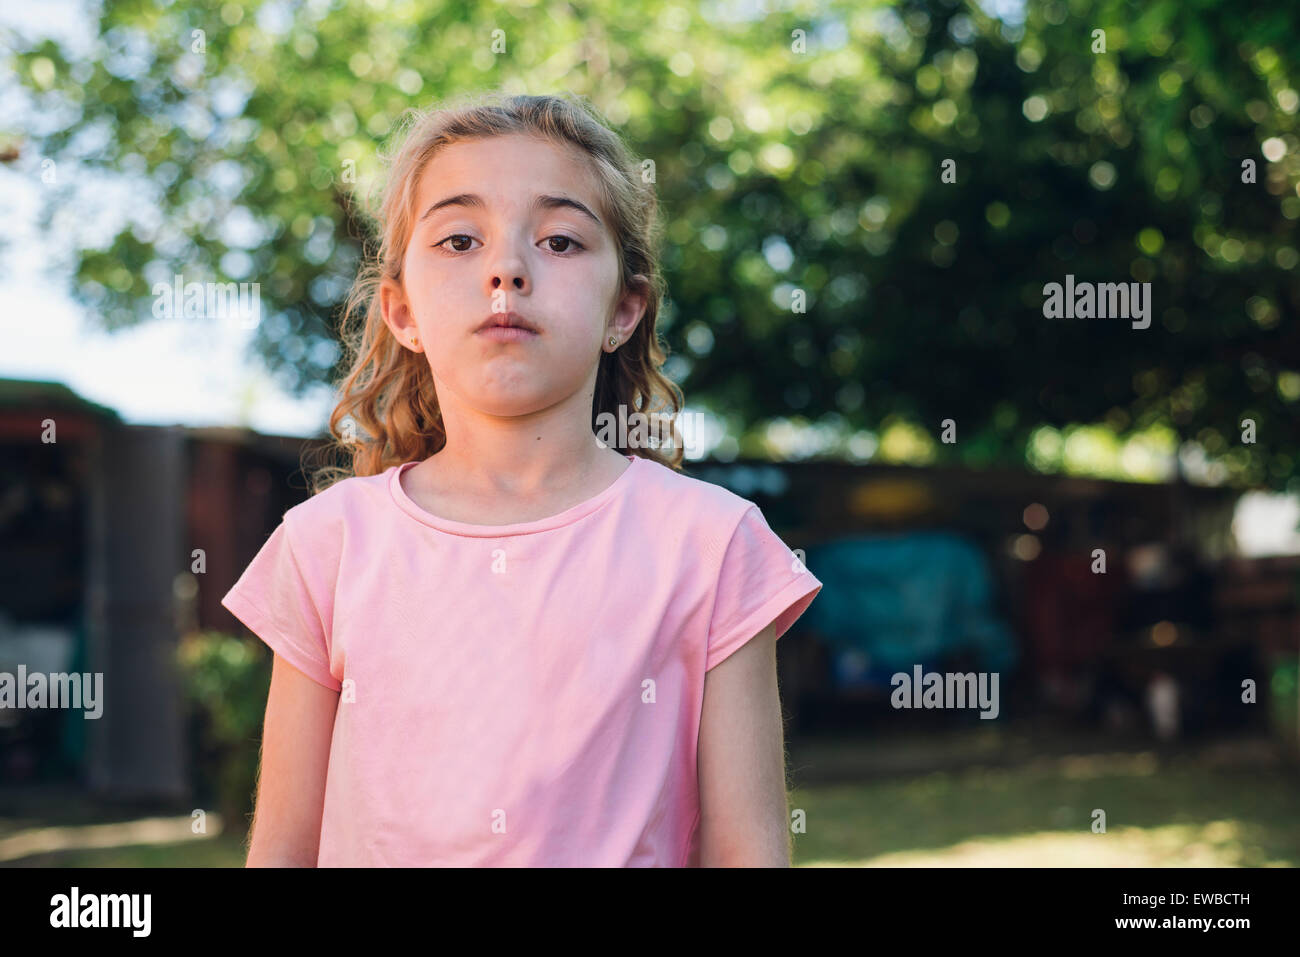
[5,834,248,867]
[789,755,1300,866]
[2,727,1296,867]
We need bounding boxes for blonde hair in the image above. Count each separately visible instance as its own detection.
[305,90,684,495]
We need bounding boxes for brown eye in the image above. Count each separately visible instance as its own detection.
[435,235,476,253]
[545,235,583,253]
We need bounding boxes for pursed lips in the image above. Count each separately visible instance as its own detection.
[475,312,540,342]
[475,312,539,334]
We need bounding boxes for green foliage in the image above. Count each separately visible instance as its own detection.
[175,630,270,838]
[1270,653,1298,754]
[3,0,1297,488]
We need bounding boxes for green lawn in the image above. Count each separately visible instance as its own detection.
[5,834,248,867]
[790,755,1300,866]
[3,731,1297,867]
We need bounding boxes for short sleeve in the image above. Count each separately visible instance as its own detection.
[220,519,342,691]
[705,505,824,672]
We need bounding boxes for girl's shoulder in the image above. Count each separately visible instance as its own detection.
[631,455,762,536]
[283,465,397,533]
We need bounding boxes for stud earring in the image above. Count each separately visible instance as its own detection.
[410,334,419,347]
[608,336,618,348]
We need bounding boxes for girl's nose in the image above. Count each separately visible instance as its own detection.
[492,274,527,291]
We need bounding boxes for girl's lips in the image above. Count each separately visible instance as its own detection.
[476,326,539,343]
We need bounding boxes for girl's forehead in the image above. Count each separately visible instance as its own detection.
[416,135,602,211]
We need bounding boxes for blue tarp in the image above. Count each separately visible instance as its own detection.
[800,531,1017,689]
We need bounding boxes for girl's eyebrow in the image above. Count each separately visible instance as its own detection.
[418,193,602,228]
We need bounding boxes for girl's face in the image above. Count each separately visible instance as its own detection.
[381,133,644,421]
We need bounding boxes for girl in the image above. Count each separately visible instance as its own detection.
[221,90,822,867]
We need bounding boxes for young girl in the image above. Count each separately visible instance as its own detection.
[221,90,822,867]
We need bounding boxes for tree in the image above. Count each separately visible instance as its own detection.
[4,0,1297,490]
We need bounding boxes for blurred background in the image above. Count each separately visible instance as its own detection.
[1,0,1297,866]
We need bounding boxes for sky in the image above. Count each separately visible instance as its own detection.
[2,0,1297,554]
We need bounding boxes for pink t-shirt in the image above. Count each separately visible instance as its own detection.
[220,453,822,867]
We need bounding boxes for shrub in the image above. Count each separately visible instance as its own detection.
[176,631,271,841]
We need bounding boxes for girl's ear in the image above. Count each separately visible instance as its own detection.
[613,275,650,334]
[378,275,413,338]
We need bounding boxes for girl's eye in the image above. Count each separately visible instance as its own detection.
[434,234,477,253]
[544,235,584,254]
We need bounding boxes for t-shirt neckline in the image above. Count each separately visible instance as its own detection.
[389,454,640,537]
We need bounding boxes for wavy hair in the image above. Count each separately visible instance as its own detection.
[305,90,684,495]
